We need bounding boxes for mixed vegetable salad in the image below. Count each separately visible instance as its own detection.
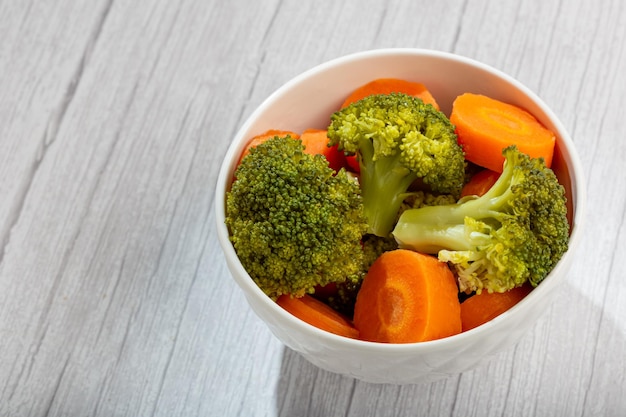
[225,78,569,343]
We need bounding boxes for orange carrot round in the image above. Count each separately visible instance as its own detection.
[340,78,440,110]
[450,93,556,172]
[460,169,500,198]
[460,284,532,332]
[277,294,359,339]
[344,154,360,173]
[237,129,300,166]
[353,250,461,343]
[299,128,347,172]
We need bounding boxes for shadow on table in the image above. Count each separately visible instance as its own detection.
[274,281,625,417]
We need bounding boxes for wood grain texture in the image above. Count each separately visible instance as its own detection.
[0,0,624,416]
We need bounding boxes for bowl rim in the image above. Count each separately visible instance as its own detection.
[215,47,586,352]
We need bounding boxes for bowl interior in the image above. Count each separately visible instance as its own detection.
[215,49,585,383]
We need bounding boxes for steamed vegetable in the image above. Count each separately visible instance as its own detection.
[450,93,556,172]
[353,249,461,343]
[226,135,368,299]
[298,128,347,172]
[460,168,500,198]
[277,294,359,339]
[327,92,466,237]
[393,146,569,294]
[460,284,532,331]
[341,78,440,110]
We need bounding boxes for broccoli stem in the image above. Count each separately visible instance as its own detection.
[359,150,417,237]
[393,218,471,253]
[393,157,516,252]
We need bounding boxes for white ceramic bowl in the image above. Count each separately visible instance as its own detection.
[215,49,585,384]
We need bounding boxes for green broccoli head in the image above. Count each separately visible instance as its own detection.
[327,93,465,237]
[393,146,570,294]
[225,135,369,300]
[399,190,459,215]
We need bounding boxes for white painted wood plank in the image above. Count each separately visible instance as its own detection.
[0,0,624,416]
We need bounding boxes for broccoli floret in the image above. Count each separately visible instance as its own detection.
[327,93,466,237]
[392,146,569,294]
[225,136,369,300]
[362,233,399,266]
[399,190,459,215]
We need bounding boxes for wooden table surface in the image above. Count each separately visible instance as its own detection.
[1,0,625,416]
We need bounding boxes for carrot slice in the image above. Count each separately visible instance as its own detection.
[299,128,347,172]
[450,93,556,172]
[344,154,360,173]
[353,250,461,343]
[460,284,532,332]
[340,78,440,110]
[277,294,359,339]
[237,129,300,166]
[460,169,500,198]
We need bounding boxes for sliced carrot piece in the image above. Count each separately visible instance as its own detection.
[450,93,556,172]
[344,154,360,174]
[340,78,440,110]
[460,169,500,198]
[460,284,532,332]
[353,250,461,343]
[277,294,359,339]
[299,128,347,172]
